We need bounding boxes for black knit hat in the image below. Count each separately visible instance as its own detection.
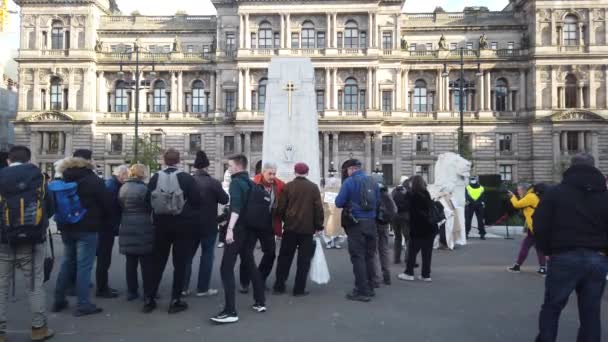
[73,149,92,160]
[194,150,210,169]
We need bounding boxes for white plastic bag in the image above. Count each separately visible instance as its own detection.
[310,237,330,285]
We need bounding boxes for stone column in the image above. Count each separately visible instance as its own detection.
[552,132,560,167]
[561,131,568,155]
[534,66,542,109]
[178,71,184,112]
[286,14,291,48]
[327,13,332,48]
[549,67,558,108]
[332,13,338,48]
[588,11,595,46]
[170,72,177,112]
[485,70,491,110]
[235,132,242,153]
[577,85,584,108]
[30,133,40,162]
[245,14,250,49]
[281,14,286,49]
[333,68,339,110]
[58,132,65,154]
[237,68,243,109]
[325,67,331,110]
[403,69,409,111]
[506,91,512,112]
[42,132,49,155]
[97,71,104,112]
[367,67,373,110]
[65,133,73,157]
[216,133,223,179]
[519,70,526,111]
[33,69,41,110]
[374,68,380,109]
[68,69,76,111]
[577,131,585,152]
[394,15,400,50]
[578,23,584,46]
[245,68,251,110]
[374,132,382,166]
[239,15,245,49]
[364,132,372,172]
[477,69,484,112]
[138,72,146,113]
[589,68,595,108]
[323,132,330,179]
[591,132,599,164]
[215,70,222,111]
[368,12,373,48]
[395,69,402,110]
[332,132,340,170]
[550,10,556,45]
[210,71,216,111]
[244,132,251,172]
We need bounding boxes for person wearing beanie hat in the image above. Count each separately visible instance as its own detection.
[465,176,486,240]
[183,150,228,298]
[73,149,93,161]
[274,162,324,296]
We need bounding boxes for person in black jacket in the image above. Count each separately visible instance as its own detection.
[533,153,608,342]
[398,175,438,282]
[52,149,111,317]
[183,151,229,297]
[145,148,201,314]
[391,178,411,264]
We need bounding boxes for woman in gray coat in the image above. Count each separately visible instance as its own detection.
[118,164,155,301]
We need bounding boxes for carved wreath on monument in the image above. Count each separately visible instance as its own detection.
[284,144,296,162]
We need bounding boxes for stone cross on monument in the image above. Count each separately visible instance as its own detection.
[282,81,297,119]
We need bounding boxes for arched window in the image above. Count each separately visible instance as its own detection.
[258,21,273,49]
[453,79,467,111]
[50,77,63,110]
[344,78,358,111]
[51,20,64,50]
[344,20,359,48]
[414,80,427,112]
[192,80,205,113]
[495,78,508,112]
[153,80,167,112]
[565,74,577,108]
[563,15,578,46]
[301,21,315,49]
[257,79,267,111]
[115,81,128,113]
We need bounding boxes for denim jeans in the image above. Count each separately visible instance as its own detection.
[184,232,218,293]
[536,249,608,342]
[54,231,98,310]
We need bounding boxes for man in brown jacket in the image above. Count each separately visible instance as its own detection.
[273,163,324,296]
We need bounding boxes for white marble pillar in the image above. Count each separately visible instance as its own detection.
[550,11,556,45]
[589,69,595,108]
[578,85,584,108]
[325,68,331,110]
[578,131,585,152]
[286,14,291,48]
[333,68,339,109]
[551,67,557,108]
[327,13,332,48]
[588,11,595,46]
[519,70,526,111]
[32,69,41,111]
[578,23,584,46]
[58,132,65,154]
[68,69,76,111]
[364,132,372,171]
[97,71,104,112]
[42,132,49,155]
[239,15,245,49]
[394,15,400,50]
[367,67,373,110]
[210,71,216,111]
[591,132,599,164]
[332,132,340,168]
[403,69,409,111]
[281,14,286,49]
[138,72,146,113]
[552,132,560,180]
[323,132,330,179]
[485,71,491,110]
[65,133,73,157]
[244,132,252,171]
[374,68,380,109]
[395,69,402,110]
[235,133,242,153]
[237,68,243,109]
[215,70,222,111]
[244,68,251,110]
[245,14,250,49]
[374,132,382,166]
[478,69,485,112]
[170,72,177,112]
[332,13,338,48]
[534,67,542,109]
[178,71,184,112]
[368,12,373,48]
[445,73,450,112]
[561,132,568,154]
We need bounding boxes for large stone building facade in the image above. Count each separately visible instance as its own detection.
[11,0,608,184]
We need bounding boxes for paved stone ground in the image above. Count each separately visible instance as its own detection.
[3,232,607,342]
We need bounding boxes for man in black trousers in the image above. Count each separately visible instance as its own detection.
[273,163,324,296]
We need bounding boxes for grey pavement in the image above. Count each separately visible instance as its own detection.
[3,233,607,342]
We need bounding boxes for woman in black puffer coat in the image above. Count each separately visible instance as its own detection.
[398,175,438,282]
[118,164,155,301]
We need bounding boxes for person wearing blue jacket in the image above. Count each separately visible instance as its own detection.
[335,159,380,303]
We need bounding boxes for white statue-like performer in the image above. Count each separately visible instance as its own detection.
[428,152,472,249]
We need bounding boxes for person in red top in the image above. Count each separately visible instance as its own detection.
[239,162,285,292]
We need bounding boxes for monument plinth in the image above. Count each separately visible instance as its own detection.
[262,57,321,185]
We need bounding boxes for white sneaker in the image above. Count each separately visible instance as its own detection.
[252,303,267,313]
[210,310,239,324]
[397,273,415,281]
[196,289,219,297]
[217,242,225,248]
[417,276,432,282]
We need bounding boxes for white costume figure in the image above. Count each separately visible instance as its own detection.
[428,152,472,248]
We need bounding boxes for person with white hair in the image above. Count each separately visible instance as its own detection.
[96,164,129,299]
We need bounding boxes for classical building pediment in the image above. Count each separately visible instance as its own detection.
[548,110,606,122]
[23,112,74,122]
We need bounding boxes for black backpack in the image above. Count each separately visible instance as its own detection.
[357,176,376,211]
[393,187,410,213]
[429,200,446,225]
[242,181,273,232]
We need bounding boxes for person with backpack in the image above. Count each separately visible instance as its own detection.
[273,163,324,296]
[182,151,228,298]
[374,184,397,286]
[533,153,608,342]
[211,154,266,324]
[0,146,55,341]
[507,183,546,275]
[391,178,411,264]
[118,164,154,302]
[96,164,128,299]
[239,161,284,293]
[398,175,438,282]
[145,148,201,314]
[335,159,380,302]
[51,149,111,317]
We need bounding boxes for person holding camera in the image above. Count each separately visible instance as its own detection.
[507,183,546,275]
[335,159,380,303]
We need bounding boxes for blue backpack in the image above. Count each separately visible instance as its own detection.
[48,180,87,225]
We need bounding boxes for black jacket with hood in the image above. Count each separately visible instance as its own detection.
[533,164,608,255]
[57,157,111,233]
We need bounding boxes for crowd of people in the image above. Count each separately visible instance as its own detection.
[0,145,606,341]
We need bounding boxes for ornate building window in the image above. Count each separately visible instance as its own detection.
[565,74,577,108]
[452,79,468,111]
[301,21,315,49]
[499,165,513,181]
[563,15,578,46]
[382,90,393,113]
[257,78,267,112]
[115,81,128,113]
[110,134,123,154]
[495,78,508,112]
[51,21,64,50]
[50,77,63,110]
[415,164,430,183]
[344,20,359,48]
[258,21,273,49]
[343,78,358,111]
[192,80,205,113]
[414,80,427,112]
[153,80,167,112]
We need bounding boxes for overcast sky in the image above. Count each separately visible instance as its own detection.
[0,0,508,78]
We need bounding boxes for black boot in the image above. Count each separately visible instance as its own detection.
[142,298,157,314]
